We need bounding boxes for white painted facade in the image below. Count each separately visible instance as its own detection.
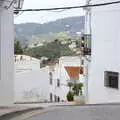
[15,55,89,103]
[87,0,120,104]
[0,0,14,106]
[52,56,88,101]
[14,55,50,103]
[0,0,24,106]
[49,63,69,102]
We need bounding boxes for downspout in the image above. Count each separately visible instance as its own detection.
[84,0,92,104]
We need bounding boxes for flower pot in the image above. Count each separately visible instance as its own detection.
[74,95,85,104]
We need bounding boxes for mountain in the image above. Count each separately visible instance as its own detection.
[14,16,85,47]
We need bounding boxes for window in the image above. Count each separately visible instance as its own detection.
[50,93,53,102]
[49,72,53,85]
[54,95,57,102]
[50,78,52,85]
[15,56,17,62]
[57,96,60,102]
[49,72,52,76]
[81,59,84,65]
[20,56,23,60]
[57,79,60,87]
[81,34,91,55]
[104,71,119,89]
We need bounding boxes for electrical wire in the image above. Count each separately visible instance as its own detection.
[47,9,68,13]
[14,1,120,12]
[14,11,24,18]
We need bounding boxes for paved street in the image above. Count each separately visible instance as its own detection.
[25,105,120,120]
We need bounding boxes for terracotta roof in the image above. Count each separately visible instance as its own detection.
[64,66,80,80]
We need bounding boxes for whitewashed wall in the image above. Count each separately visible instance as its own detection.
[15,55,41,72]
[15,68,50,103]
[54,56,87,101]
[15,55,88,103]
[54,63,69,101]
[0,6,14,106]
[15,55,70,103]
[88,0,120,104]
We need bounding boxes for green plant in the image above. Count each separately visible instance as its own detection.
[72,83,83,96]
[67,82,73,91]
[24,39,75,59]
[14,40,23,54]
[66,91,74,101]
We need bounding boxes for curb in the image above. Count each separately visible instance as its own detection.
[0,107,44,120]
[1,103,120,119]
[52,103,120,107]
[13,109,51,120]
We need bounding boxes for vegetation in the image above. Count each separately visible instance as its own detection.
[14,40,23,54]
[66,91,74,101]
[14,16,85,43]
[66,82,83,101]
[24,39,75,59]
[72,83,83,96]
[67,82,73,91]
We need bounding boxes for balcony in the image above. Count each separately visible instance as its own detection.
[83,47,91,55]
[81,34,91,56]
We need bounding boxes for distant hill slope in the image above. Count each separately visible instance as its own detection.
[14,16,85,46]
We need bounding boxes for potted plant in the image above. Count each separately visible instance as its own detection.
[72,83,85,104]
[66,91,74,101]
[66,82,74,101]
[67,82,73,91]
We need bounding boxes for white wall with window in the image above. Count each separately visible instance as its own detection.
[15,55,89,103]
[88,0,120,104]
[52,63,69,102]
[49,70,55,102]
[51,56,88,102]
[15,55,70,103]
[15,55,50,103]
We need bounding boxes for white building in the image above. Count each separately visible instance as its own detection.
[14,55,67,103]
[14,55,89,103]
[0,0,24,106]
[14,55,50,103]
[14,55,69,103]
[51,56,88,101]
[87,0,120,104]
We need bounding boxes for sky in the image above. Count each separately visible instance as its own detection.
[14,0,85,24]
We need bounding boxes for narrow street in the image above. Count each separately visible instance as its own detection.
[23,105,120,120]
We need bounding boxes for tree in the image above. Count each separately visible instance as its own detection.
[24,39,75,59]
[14,40,23,54]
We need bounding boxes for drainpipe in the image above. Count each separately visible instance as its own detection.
[83,0,92,104]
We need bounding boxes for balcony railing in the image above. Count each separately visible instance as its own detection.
[83,47,91,55]
[81,34,91,55]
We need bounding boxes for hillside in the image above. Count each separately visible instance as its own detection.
[24,40,75,59]
[14,16,85,47]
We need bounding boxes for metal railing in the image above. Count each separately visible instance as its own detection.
[81,34,91,56]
